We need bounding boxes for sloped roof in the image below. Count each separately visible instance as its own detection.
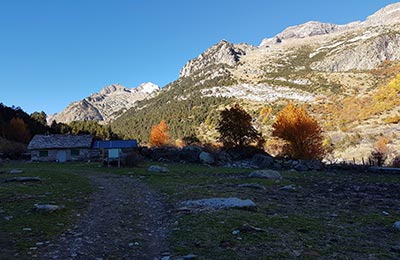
[92,140,138,149]
[28,135,93,150]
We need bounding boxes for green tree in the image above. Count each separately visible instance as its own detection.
[216,104,262,148]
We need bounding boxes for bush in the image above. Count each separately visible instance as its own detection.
[369,137,389,167]
[272,103,325,160]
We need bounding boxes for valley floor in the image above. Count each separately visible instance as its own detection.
[1,162,400,259]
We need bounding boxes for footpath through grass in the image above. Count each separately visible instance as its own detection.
[2,161,400,259]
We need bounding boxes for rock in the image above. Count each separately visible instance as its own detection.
[22,227,32,231]
[9,169,24,174]
[34,204,65,213]
[294,162,308,171]
[215,151,232,163]
[232,230,240,235]
[394,221,400,230]
[251,154,274,168]
[4,177,41,183]
[161,257,170,260]
[199,152,215,165]
[248,170,282,180]
[280,185,297,191]
[147,165,169,173]
[182,254,198,259]
[151,147,180,162]
[238,183,266,190]
[179,197,256,211]
[179,146,202,163]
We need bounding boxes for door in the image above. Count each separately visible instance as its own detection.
[57,150,67,162]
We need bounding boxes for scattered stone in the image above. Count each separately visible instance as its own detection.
[232,230,240,235]
[251,154,274,168]
[34,204,65,213]
[36,242,44,246]
[238,183,266,190]
[294,162,308,171]
[240,223,267,233]
[147,165,169,173]
[23,227,32,231]
[248,170,282,180]
[4,177,41,183]
[183,254,198,259]
[280,184,297,191]
[161,257,170,260]
[382,211,389,216]
[9,169,24,174]
[180,145,202,163]
[391,245,400,253]
[179,197,256,211]
[199,152,215,165]
[394,221,400,230]
[4,216,13,221]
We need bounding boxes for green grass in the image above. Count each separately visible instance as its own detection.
[2,161,400,259]
[0,162,93,259]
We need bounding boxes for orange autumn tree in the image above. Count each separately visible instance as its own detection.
[272,103,325,160]
[149,120,170,147]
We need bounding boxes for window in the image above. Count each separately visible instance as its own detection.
[71,149,80,156]
[39,150,48,157]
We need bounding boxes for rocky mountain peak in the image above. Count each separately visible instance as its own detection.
[365,2,400,25]
[135,82,160,94]
[179,39,253,78]
[260,21,340,47]
[99,84,129,95]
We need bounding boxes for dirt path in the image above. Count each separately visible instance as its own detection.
[39,172,169,260]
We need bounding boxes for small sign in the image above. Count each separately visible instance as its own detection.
[108,149,120,159]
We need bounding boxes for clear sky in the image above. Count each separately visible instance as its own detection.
[0,0,398,114]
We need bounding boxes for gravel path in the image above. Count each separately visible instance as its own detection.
[39,172,169,260]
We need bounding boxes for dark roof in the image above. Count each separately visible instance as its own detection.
[92,140,138,149]
[28,135,93,150]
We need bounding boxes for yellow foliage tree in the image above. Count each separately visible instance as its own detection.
[149,120,170,147]
[272,103,325,160]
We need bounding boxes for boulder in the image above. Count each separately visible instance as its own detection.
[148,165,169,173]
[215,151,232,163]
[248,170,282,180]
[294,162,309,171]
[151,147,180,162]
[199,152,215,165]
[179,197,256,211]
[9,169,24,174]
[179,146,203,163]
[34,204,64,213]
[394,221,400,230]
[251,154,274,168]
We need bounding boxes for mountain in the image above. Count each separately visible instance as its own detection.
[111,3,400,161]
[48,82,160,124]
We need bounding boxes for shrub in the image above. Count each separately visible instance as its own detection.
[272,103,325,160]
[368,137,389,166]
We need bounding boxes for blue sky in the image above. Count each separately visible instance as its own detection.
[0,0,398,114]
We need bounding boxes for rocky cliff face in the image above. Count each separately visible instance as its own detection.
[48,82,160,124]
[179,40,254,78]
